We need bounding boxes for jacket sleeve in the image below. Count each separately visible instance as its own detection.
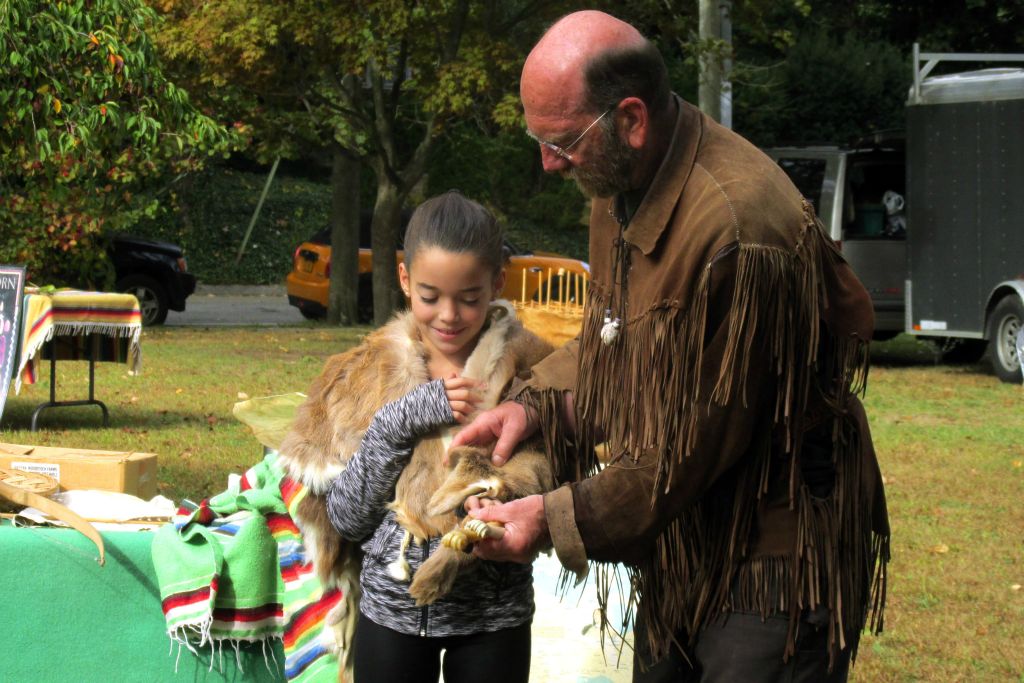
[545,247,776,569]
[326,379,454,542]
[513,339,580,394]
[507,341,595,484]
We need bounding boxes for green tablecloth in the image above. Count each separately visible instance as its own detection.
[0,522,284,682]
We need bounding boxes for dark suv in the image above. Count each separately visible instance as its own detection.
[109,234,197,326]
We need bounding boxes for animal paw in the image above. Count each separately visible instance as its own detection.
[440,519,504,553]
[387,557,412,582]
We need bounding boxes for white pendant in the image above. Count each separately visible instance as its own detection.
[601,316,621,346]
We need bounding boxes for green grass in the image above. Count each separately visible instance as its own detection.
[1,325,366,497]
[852,337,1024,682]
[1,330,1022,681]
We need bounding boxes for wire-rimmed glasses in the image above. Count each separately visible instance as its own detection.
[526,107,614,161]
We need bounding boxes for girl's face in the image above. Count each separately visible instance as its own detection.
[399,246,505,371]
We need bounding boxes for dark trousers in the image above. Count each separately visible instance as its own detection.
[353,613,531,683]
[634,609,855,683]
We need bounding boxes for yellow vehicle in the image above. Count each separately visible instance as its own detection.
[286,227,589,322]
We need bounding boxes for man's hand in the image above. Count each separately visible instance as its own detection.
[466,495,550,563]
[448,400,538,466]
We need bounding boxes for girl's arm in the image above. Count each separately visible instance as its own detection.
[326,379,454,541]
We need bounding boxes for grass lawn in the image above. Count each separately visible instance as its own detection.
[1,328,1021,681]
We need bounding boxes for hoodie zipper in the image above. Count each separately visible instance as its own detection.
[418,539,429,636]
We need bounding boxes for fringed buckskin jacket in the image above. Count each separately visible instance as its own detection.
[516,97,890,666]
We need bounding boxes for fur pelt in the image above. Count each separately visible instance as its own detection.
[277,301,555,658]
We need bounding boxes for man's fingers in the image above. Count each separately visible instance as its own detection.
[462,496,500,513]
[490,430,520,466]
[467,502,500,522]
[445,420,492,465]
[451,419,495,449]
[468,495,547,563]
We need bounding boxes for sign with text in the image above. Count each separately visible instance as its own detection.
[0,266,26,421]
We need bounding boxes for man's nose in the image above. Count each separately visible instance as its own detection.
[539,145,571,173]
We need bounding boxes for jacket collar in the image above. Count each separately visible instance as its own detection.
[617,96,704,256]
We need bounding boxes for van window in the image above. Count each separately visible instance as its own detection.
[844,160,906,240]
[777,158,827,214]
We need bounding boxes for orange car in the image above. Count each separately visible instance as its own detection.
[286,227,589,322]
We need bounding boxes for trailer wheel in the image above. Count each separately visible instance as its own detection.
[986,296,1024,384]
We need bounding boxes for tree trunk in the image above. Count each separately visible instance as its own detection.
[369,180,405,326]
[326,144,361,325]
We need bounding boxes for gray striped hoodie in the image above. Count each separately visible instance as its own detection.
[326,379,534,637]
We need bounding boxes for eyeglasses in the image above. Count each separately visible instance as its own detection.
[526,107,614,161]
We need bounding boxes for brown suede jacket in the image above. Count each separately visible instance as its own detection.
[516,96,889,666]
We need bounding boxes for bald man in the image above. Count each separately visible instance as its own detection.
[453,11,889,683]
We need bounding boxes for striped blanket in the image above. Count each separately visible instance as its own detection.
[151,454,340,681]
[16,288,142,392]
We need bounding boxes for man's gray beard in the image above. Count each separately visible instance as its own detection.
[566,121,641,198]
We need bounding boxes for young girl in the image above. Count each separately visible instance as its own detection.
[279,191,553,683]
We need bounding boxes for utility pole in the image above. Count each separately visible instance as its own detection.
[698,0,733,129]
[720,1,733,129]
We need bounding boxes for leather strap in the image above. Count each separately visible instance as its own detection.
[0,480,105,566]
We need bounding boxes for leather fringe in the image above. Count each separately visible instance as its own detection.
[517,388,599,484]
[565,206,886,666]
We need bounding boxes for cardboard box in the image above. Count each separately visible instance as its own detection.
[0,443,158,499]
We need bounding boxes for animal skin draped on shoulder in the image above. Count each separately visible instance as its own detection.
[279,313,431,494]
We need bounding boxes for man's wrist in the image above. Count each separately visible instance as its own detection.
[533,493,553,551]
[510,397,540,437]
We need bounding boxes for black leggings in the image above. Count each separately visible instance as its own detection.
[353,613,531,683]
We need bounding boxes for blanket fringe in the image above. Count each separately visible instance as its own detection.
[15,320,143,394]
[167,621,284,676]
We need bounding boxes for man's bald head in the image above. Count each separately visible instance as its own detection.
[522,11,670,119]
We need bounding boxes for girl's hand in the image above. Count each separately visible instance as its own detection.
[443,374,487,423]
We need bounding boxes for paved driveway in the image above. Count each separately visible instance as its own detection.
[164,285,307,327]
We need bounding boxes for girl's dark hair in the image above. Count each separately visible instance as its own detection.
[403,191,506,274]
[583,39,671,117]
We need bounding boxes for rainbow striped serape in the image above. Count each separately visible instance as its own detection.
[16,288,142,392]
[151,453,341,682]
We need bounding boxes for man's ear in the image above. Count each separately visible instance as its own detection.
[398,262,411,298]
[616,96,649,150]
